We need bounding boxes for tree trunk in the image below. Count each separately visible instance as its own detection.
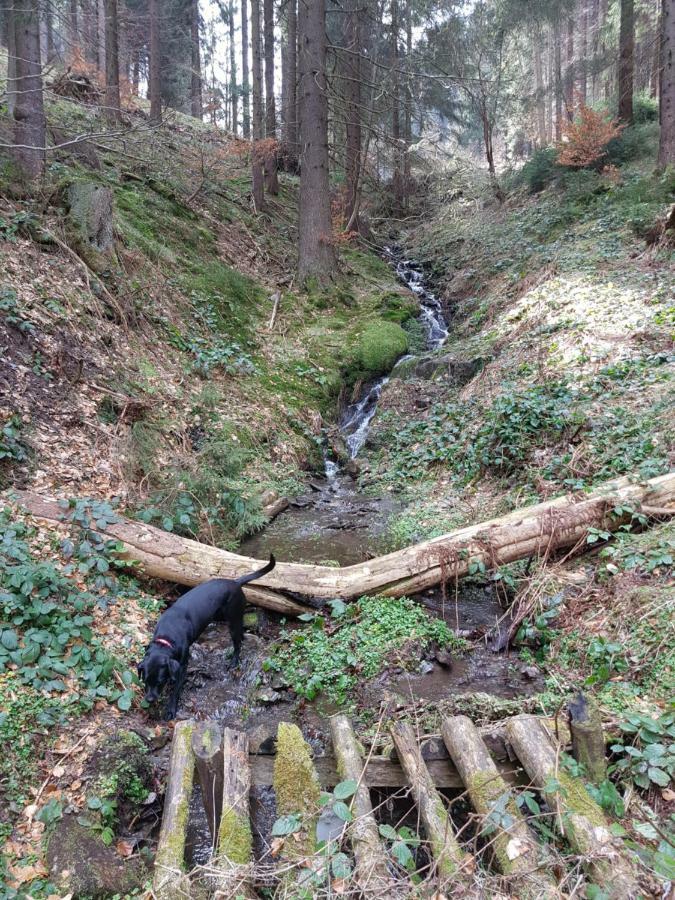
[250,0,265,209]
[97,0,105,72]
[69,0,79,51]
[10,0,46,181]
[190,0,202,118]
[148,0,161,121]
[403,0,412,205]
[131,47,140,95]
[262,0,278,193]
[441,716,558,898]
[343,3,361,227]
[505,717,640,898]
[6,0,17,117]
[618,0,635,123]
[229,0,237,135]
[297,0,336,282]
[390,0,403,212]
[213,729,254,896]
[14,473,674,604]
[564,16,574,121]
[534,25,546,146]
[285,0,297,161]
[591,0,600,102]
[329,715,398,895]
[579,2,588,105]
[44,0,54,62]
[658,0,674,165]
[104,0,121,123]
[241,0,251,138]
[554,16,563,139]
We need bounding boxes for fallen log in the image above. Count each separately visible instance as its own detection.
[11,472,675,609]
[153,721,194,899]
[212,728,255,899]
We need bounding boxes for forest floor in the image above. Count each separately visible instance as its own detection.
[0,85,674,896]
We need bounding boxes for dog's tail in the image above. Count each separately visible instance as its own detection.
[235,553,276,586]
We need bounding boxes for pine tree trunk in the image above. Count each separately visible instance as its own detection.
[650,0,660,98]
[250,0,265,210]
[83,0,96,63]
[148,0,161,121]
[97,0,105,72]
[69,0,79,51]
[190,0,202,118]
[7,0,17,117]
[297,0,336,282]
[343,3,361,227]
[285,0,297,161]
[618,0,635,123]
[546,26,553,143]
[229,1,237,135]
[44,0,54,62]
[659,0,675,165]
[263,0,278,194]
[132,47,140,94]
[104,0,121,122]
[403,0,412,204]
[554,16,563,139]
[564,16,574,120]
[534,25,546,146]
[241,0,251,138]
[591,0,600,102]
[580,2,588,104]
[11,0,46,180]
[390,0,402,211]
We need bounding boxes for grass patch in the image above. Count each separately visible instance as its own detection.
[264,595,467,706]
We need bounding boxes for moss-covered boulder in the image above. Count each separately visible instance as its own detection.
[65,180,117,273]
[47,815,149,897]
[352,320,409,377]
[88,729,154,829]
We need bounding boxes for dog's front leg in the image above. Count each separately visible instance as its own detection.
[164,661,187,720]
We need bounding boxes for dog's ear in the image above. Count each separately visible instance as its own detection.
[168,658,181,682]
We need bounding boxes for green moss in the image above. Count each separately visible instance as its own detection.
[352,320,409,377]
[216,807,253,865]
[273,723,320,859]
[556,770,607,830]
[154,723,194,880]
[379,290,418,323]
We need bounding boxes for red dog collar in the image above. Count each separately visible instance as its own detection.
[153,637,173,649]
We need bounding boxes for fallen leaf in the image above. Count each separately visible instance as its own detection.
[23,804,38,821]
[661,788,675,802]
[52,765,65,778]
[270,837,285,858]
[332,878,347,894]
[8,861,49,884]
[506,837,530,860]
[115,839,134,858]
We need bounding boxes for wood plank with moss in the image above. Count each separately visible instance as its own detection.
[212,728,255,898]
[273,722,322,862]
[505,716,640,898]
[441,716,558,898]
[153,720,195,899]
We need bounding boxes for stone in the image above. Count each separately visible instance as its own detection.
[47,815,148,898]
[521,665,540,681]
[435,647,454,668]
[392,352,487,384]
[65,181,116,272]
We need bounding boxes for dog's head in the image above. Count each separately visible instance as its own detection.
[137,651,181,704]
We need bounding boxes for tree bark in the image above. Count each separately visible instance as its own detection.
[262,0,278,193]
[104,0,121,123]
[658,0,674,165]
[505,716,639,898]
[297,0,336,282]
[579,2,588,105]
[69,0,79,51]
[190,0,202,119]
[554,15,563,140]
[564,16,574,121]
[10,0,46,180]
[534,25,546,146]
[6,0,17,117]
[12,472,675,606]
[568,695,607,786]
[148,0,161,121]
[441,716,558,898]
[343,3,361,227]
[618,0,635,123]
[229,0,237,135]
[389,721,468,884]
[241,0,251,138]
[390,0,403,212]
[97,0,105,72]
[285,0,297,160]
[330,715,397,896]
[250,0,265,209]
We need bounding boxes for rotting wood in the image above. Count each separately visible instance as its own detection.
[213,728,255,898]
[191,721,224,845]
[505,715,640,898]
[389,721,469,885]
[11,472,675,609]
[153,720,195,899]
[568,693,607,785]
[330,715,398,896]
[441,716,558,899]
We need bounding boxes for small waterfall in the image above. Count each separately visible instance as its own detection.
[339,250,448,460]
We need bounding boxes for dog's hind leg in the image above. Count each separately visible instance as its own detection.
[164,659,188,720]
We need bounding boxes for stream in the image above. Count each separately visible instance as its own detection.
[176,252,542,866]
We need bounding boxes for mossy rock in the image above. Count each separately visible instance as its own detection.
[352,320,409,377]
[88,730,153,828]
[47,814,149,898]
[273,723,321,859]
[379,290,418,324]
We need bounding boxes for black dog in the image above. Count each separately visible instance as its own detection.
[137,555,275,719]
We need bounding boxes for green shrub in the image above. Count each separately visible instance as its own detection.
[512,147,560,194]
[632,92,659,124]
[353,320,408,377]
[605,122,659,166]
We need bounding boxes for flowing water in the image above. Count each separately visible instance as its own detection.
[178,253,541,864]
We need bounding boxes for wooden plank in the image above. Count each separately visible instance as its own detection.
[390,721,469,884]
[191,721,224,844]
[249,752,524,788]
[213,728,254,897]
[329,715,398,896]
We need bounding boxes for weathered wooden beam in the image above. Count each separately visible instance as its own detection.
[330,715,398,897]
[12,471,675,605]
[212,728,254,898]
[153,721,195,899]
[191,721,224,845]
[568,693,607,785]
[505,715,640,898]
[389,721,470,886]
[441,716,558,898]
